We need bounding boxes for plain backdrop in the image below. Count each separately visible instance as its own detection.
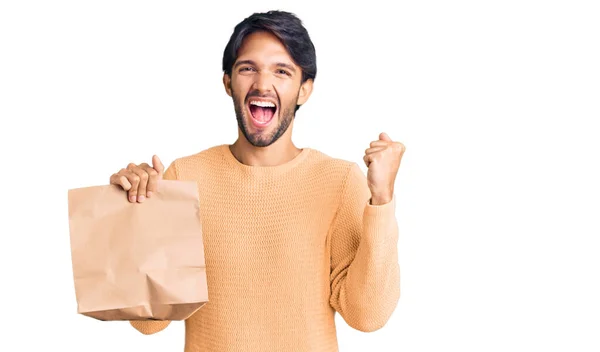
[1,0,599,351]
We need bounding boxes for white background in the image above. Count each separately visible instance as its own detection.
[1,0,599,351]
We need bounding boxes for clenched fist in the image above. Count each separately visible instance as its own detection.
[109,155,165,203]
[363,132,406,205]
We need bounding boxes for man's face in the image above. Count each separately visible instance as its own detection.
[224,31,312,147]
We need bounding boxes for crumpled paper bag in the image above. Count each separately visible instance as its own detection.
[67,180,208,321]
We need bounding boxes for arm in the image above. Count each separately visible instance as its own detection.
[328,162,400,332]
[129,161,178,335]
[130,320,171,335]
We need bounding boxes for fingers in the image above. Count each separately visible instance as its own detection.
[379,132,392,141]
[128,163,149,203]
[365,146,386,155]
[121,164,141,203]
[111,156,163,203]
[368,139,406,154]
[363,153,375,168]
[365,134,405,168]
[152,155,164,179]
[109,171,133,191]
[369,140,388,148]
[394,142,407,154]
[113,167,140,202]
[140,163,159,198]
[364,146,385,167]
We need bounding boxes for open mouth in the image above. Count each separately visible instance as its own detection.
[247,99,277,126]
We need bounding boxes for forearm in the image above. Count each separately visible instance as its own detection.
[330,196,400,332]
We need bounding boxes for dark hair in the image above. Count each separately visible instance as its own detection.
[222,11,317,110]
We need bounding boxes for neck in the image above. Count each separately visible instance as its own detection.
[229,136,302,167]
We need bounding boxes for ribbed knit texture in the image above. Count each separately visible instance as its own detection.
[129,144,400,351]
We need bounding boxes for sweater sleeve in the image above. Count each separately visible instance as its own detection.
[129,160,178,335]
[328,162,401,332]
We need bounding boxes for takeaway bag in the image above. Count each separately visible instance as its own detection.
[67,180,208,321]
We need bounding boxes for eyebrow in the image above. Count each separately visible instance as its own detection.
[233,60,256,69]
[234,59,297,73]
[275,62,297,73]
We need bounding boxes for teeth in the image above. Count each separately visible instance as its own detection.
[250,100,275,108]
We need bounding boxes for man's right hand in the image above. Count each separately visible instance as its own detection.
[109,155,164,203]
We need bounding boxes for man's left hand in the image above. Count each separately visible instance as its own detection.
[363,132,406,205]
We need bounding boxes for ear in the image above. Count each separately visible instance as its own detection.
[223,73,232,97]
[296,78,314,107]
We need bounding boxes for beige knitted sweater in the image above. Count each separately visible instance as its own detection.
[130,144,400,351]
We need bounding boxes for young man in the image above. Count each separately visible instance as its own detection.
[109,10,406,352]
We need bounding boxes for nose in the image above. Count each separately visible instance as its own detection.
[253,70,275,95]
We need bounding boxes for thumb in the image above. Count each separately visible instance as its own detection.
[152,155,165,179]
[379,132,392,142]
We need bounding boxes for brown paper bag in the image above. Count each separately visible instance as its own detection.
[67,180,208,321]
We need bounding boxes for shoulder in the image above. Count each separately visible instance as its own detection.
[306,148,369,206]
[171,144,224,165]
[305,147,363,184]
[308,147,360,171]
[168,144,226,181]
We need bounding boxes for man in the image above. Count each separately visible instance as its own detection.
[109,10,405,352]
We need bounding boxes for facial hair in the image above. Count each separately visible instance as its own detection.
[231,87,299,148]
